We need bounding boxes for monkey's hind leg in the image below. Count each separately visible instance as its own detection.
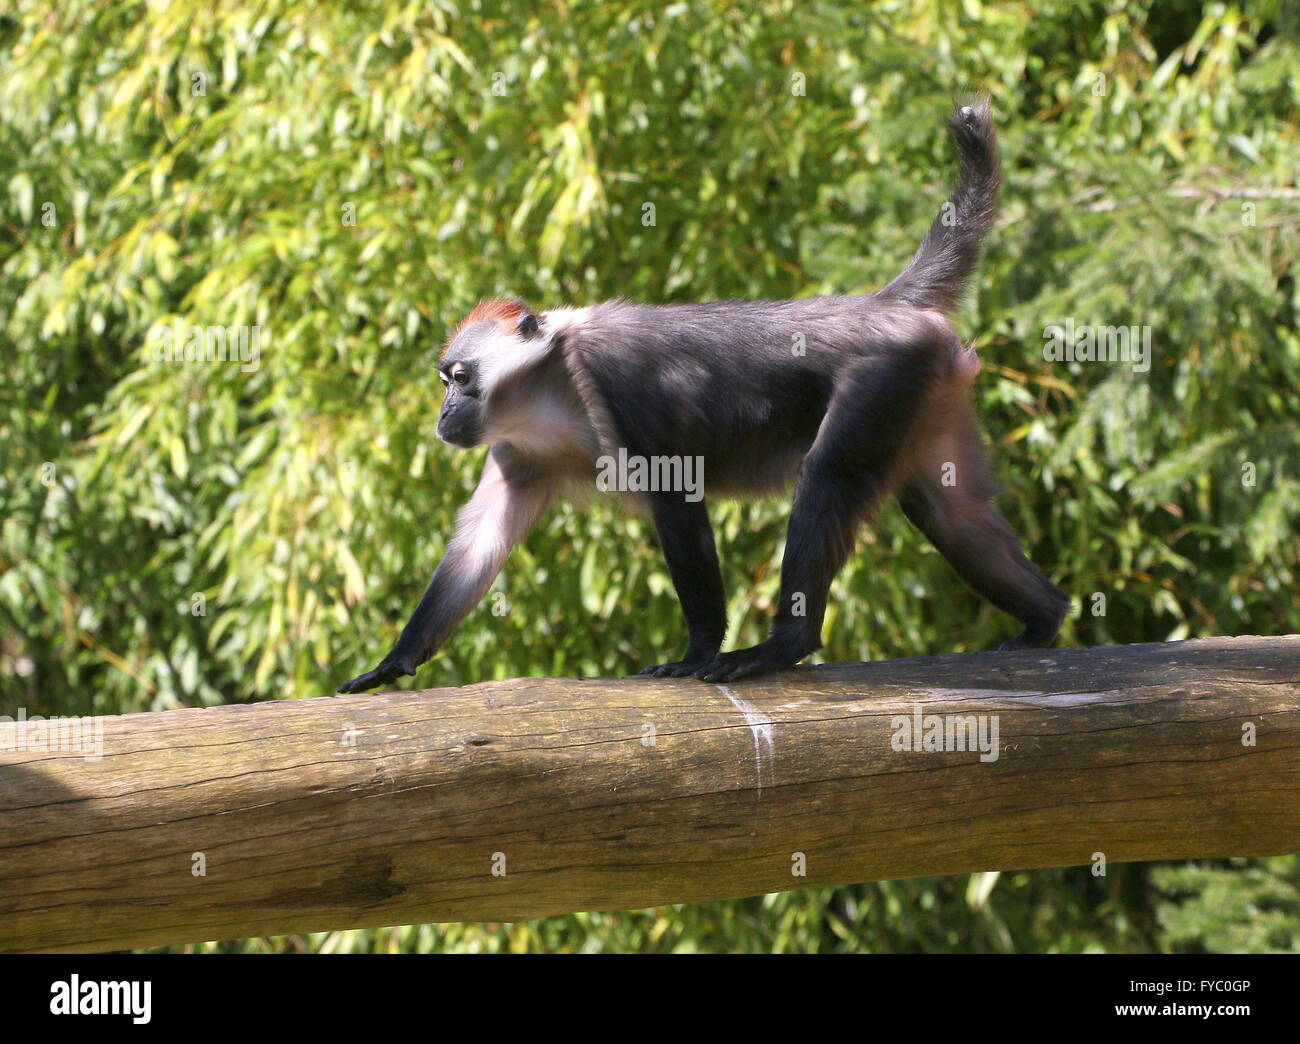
[637,494,727,677]
[896,408,1069,650]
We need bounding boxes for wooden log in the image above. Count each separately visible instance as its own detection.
[1,635,1297,953]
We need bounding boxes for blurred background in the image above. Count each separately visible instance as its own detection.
[1,0,1297,952]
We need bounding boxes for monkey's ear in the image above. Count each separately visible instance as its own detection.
[516,311,540,338]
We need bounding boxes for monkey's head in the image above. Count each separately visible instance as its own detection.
[437,298,544,449]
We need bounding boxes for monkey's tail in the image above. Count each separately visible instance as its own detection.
[876,99,1001,315]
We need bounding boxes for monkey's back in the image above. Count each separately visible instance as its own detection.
[556,296,949,496]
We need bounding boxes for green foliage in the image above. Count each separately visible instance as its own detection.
[150,867,1156,954]
[2,0,1296,952]
[1153,857,1300,953]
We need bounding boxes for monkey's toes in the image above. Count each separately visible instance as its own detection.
[997,628,1056,652]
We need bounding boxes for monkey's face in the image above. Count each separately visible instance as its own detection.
[437,301,547,450]
[436,355,485,448]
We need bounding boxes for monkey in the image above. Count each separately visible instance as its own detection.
[337,100,1070,694]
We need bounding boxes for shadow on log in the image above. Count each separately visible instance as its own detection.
[1,635,1297,952]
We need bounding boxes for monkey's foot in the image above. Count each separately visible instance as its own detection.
[336,659,414,694]
[693,640,807,683]
[999,595,1070,650]
[997,628,1057,651]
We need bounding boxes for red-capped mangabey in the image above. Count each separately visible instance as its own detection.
[337,101,1069,693]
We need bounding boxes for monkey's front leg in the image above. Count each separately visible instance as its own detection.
[636,494,727,677]
[695,350,936,683]
[695,447,856,682]
[337,449,551,694]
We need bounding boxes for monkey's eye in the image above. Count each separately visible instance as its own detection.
[451,366,469,385]
[438,371,450,387]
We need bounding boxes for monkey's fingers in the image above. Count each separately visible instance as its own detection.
[693,643,799,683]
[336,661,409,694]
[634,657,714,679]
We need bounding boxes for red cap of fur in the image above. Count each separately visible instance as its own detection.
[442,298,530,358]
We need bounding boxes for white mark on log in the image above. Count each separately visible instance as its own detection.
[929,687,1112,708]
[1005,691,1114,708]
[717,686,774,796]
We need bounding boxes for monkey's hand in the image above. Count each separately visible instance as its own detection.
[636,653,717,679]
[691,631,811,691]
[635,634,724,678]
[693,637,810,683]
[336,658,414,694]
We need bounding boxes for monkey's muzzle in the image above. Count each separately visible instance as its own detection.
[436,418,483,448]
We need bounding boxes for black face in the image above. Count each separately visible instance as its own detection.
[436,323,490,448]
